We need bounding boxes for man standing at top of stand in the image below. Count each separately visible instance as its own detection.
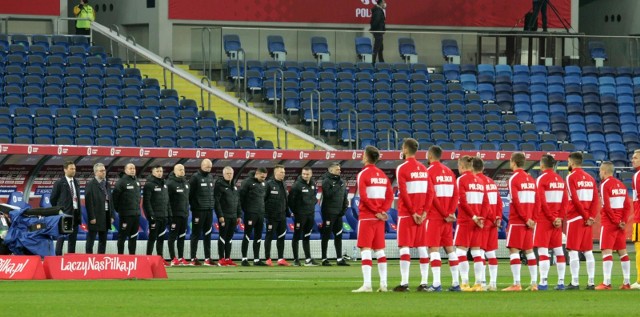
[73,0,95,35]
[532,0,548,32]
[370,0,386,64]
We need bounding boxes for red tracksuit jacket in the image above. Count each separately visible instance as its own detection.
[357,164,393,220]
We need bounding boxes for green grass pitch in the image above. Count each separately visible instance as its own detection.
[1,259,638,316]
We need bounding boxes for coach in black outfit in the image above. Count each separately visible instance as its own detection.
[167,164,189,265]
[289,167,319,266]
[85,162,114,254]
[189,159,216,266]
[51,161,81,256]
[214,166,242,266]
[112,163,141,255]
[320,163,350,266]
[264,165,290,266]
[370,0,386,64]
[239,167,268,266]
[143,166,171,257]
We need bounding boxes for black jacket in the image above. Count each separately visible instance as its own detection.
[112,173,141,217]
[320,172,349,216]
[288,176,318,216]
[370,5,386,32]
[143,174,171,221]
[188,169,215,212]
[50,176,81,221]
[264,178,289,221]
[239,171,266,216]
[166,171,189,218]
[214,177,241,219]
[84,177,115,232]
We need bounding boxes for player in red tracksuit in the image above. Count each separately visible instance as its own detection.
[473,157,502,291]
[503,152,539,292]
[631,149,640,289]
[393,138,434,292]
[424,145,460,292]
[534,154,568,291]
[454,156,487,291]
[352,146,394,293]
[595,162,632,290]
[564,152,598,290]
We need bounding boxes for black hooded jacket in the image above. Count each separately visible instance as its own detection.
[264,177,289,221]
[320,172,349,216]
[189,169,215,212]
[239,171,266,216]
[143,174,171,221]
[166,171,189,218]
[112,173,141,217]
[214,177,242,219]
[288,176,318,216]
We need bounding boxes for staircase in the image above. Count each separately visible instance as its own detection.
[134,64,316,150]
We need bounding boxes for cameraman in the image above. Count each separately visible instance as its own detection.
[51,161,81,256]
[73,0,95,35]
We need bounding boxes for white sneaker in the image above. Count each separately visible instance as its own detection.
[377,285,388,292]
[352,285,373,293]
[631,282,640,290]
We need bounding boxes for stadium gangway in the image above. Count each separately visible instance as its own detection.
[89,21,333,150]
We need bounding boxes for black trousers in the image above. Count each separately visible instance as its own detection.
[168,216,187,259]
[265,218,287,260]
[241,213,263,259]
[373,33,385,63]
[532,0,548,30]
[321,213,344,260]
[117,215,140,255]
[217,217,236,259]
[146,217,168,257]
[86,230,108,254]
[55,211,80,256]
[76,28,90,35]
[292,213,314,260]
[190,210,212,260]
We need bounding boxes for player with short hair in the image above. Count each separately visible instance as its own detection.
[454,156,487,292]
[595,162,632,290]
[424,145,460,292]
[472,157,502,291]
[630,149,640,289]
[393,138,434,292]
[503,152,539,291]
[565,152,598,290]
[352,146,393,293]
[534,154,568,290]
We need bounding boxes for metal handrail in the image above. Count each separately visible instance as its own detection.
[276,117,289,149]
[273,69,284,118]
[200,77,211,111]
[163,56,175,89]
[309,89,321,138]
[238,98,251,130]
[234,48,247,99]
[347,110,359,150]
[55,17,90,35]
[125,35,137,68]
[109,24,120,56]
[201,27,213,79]
[387,128,398,150]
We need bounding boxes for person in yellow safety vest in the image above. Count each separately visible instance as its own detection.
[73,0,95,35]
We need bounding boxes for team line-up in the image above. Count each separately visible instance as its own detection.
[352,139,640,292]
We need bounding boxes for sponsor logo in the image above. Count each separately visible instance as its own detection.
[87,147,92,156]
[196,150,202,158]
[168,149,173,157]
[28,145,33,154]
[110,148,116,156]
[139,148,145,157]
[57,145,63,155]
[224,150,229,159]
[450,152,456,160]
[246,151,251,159]
[0,258,29,278]
[59,257,138,277]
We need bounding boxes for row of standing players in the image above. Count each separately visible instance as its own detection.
[353,140,640,292]
[51,159,351,267]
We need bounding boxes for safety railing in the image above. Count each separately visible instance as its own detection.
[237,98,252,131]
[55,17,91,35]
[108,24,120,56]
[272,69,284,119]
[200,77,212,111]
[347,110,359,150]
[276,117,289,149]
[386,129,398,151]
[163,56,175,89]
[309,90,321,138]
[234,48,247,100]
[200,27,214,79]
[125,35,137,68]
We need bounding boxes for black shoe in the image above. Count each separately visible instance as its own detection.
[416,284,430,292]
[304,259,319,267]
[241,259,250,267]
[254,260,267,266]
[293,259,301,266]
[566,283,580,290]
[586,284,595,290]
[337,259,350,266]
[393,284,410,292]
[321,259,332,266]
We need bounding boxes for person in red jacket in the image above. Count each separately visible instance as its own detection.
[454,156,487,291]
[352,145,393,293]
[503,152,539,292]
[565,152,598,290]
[595,161,632,290]
[534,154,568,291]
[631,149,640,289]
[425,145,460,292]
[393,138,434,292]
[473,157,502,291]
